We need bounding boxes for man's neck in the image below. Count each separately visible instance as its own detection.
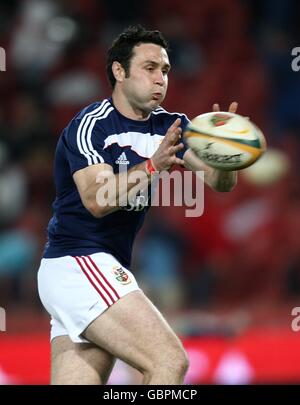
[112,91,150,121]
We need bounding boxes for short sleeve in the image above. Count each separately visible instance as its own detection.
[63,117,114,175]
[176,114,190,160]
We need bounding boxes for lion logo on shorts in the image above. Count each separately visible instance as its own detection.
[112,266,131,285]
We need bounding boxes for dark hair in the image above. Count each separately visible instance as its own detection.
[106,24,169,88]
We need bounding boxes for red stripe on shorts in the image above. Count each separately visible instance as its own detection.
[87,255,120,300]
[74,256,111,307]
[80,256,116,304]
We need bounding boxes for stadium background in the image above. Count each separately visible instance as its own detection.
[0,0,300,384]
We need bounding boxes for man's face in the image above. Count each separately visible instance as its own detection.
[122,43,170,113]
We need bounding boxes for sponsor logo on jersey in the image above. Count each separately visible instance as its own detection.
[112,266,131,285]
[115,152,129,165]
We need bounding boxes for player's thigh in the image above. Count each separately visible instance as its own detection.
[51,335,115,385]
[83,290,187,373]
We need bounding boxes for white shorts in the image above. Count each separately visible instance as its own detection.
[37,252,141,343]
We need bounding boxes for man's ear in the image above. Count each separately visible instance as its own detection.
[112,61,125,84]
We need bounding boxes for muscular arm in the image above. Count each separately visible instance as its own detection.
[73,161,151,218]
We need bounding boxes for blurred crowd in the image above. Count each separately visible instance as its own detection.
[0,0,300,332]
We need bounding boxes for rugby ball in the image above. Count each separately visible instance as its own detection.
[183,112,266,170]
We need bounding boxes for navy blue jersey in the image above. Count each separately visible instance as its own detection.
[43,98,189,267]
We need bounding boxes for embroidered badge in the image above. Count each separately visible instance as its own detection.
[112,266,131,285]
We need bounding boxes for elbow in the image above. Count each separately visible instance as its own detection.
[84,194,117,218]
[84,200,105,218]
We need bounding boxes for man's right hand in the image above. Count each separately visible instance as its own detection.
[151,118,185,171]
